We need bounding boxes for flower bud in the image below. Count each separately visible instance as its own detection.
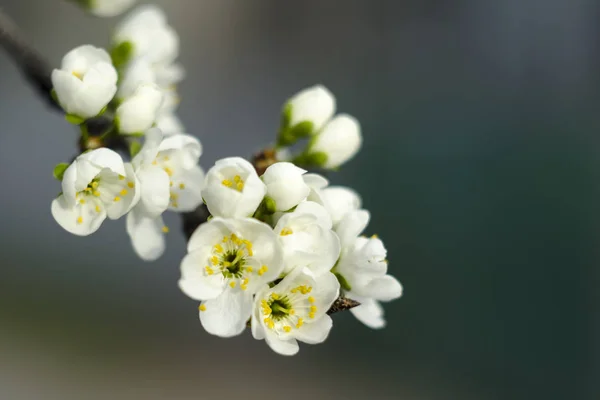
[51,45,117,119]
[116,83,163,134]
[262,162,310,212]
[308,114,362,169]
[279,85,335,145]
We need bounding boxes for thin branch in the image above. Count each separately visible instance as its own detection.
[0,8,60,110]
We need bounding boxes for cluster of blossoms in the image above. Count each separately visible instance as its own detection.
[51,5,203,260]
[49,3,403,356]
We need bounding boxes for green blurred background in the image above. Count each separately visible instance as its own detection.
[0,0,597,399]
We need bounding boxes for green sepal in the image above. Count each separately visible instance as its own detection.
[262,196,277,214]
[97,105,108,116]
[110,41,134,68]
[292,151,328,168]
[129,141,142,158]
[50,89,59,104]
[53,163,69,181]
[334,272,352,292]
[65,114,85,125]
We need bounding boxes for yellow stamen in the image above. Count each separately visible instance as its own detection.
[95,205,101,213]
[236,182,244,191]
[229,281,236,288]
[91,182,99,189]
[118,175,125,181]
[127,181,135,188]
[309,312,316,319]
[280,227,293,236]
[308,296,315,303]
[310,306,317,313]
[283,326,292,333]
[205,266,214,275]
[214,244,223,253]
[79,199,86,204]
[296,318,304,328]
[179,183,185,189]
[210,256,219,265]
[93,191,100,197]
[162,226,170,233]
[120,189,128,196]
[72,71,83,80]
[199,304,206,312]
[222,179,233,187]
[76,216,83,224]
[171,201,179,208]
[246,266,254,273]
[114,196,121,202]
[164,167,173,176]
[234,175,241,183]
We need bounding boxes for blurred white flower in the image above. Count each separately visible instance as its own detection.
[51,45,117,119]
[202,157,266,218]
[83,0,137,17]
[126,130,204,261]
[320,186,362,227]
[51,148,139,236]
[113,5,179,66]
[117,58,156,100]
[116,83,163,134]
[334,210,403,329]
[262,162,310,212]
[179,218,284,337]
[155,111,185,135]
[273,202,340,276]
[252,267,339,356]
[309,114,362,169]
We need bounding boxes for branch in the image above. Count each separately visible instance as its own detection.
[0,8,60,110]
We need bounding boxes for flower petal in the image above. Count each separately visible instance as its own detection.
[265,334,300,356]
[136,165,170,217]
[159,133,202,170]
[335,209,370,248]
[51,194,106,236]
[126,209,166,261]
[294,314,333,344]
[199,290,253,338]
[179,251,225,301]
[349,297,386,329]
[363,275,403,302]
[169,165,205,212]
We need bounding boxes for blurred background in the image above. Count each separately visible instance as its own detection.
[0,0,597,399]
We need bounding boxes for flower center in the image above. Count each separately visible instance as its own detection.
[261,286,317,333]
[204,233,267,291]
[222,175,245,192]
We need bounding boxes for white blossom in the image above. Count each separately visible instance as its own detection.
[116,83,163,134]
[262,162,310,212]
[51,148,140,236]
[310,114,362,169]
[129,128,171,217]
[85,0,137,17]
[113,5,179,66]
[285,85,335,135]
[126,132,204,260]
[126,208,167,261]
[274,202,340,275]
[116,58,156,100]
[202,157,266,218]
[156,111,185,135]
[252,267,339,356]
[179,218,284,337]
[334,210,402,329]
[51,45,117,119]
[320,186,362,227]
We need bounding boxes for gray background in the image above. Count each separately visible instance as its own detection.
[0,0,598,399]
